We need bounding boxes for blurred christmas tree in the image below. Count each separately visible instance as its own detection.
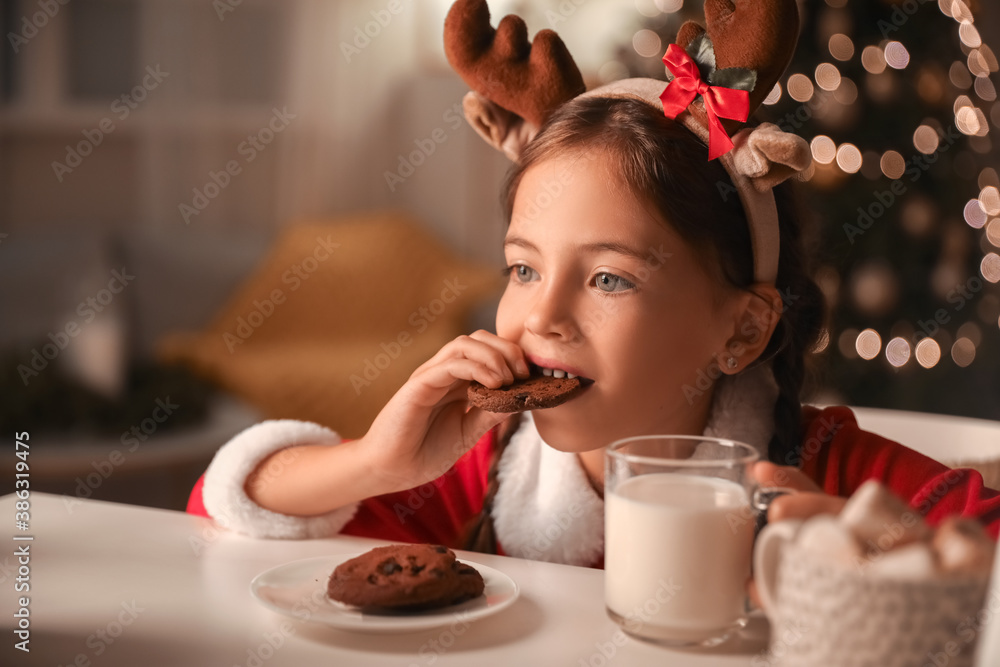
[621,0,1000,420]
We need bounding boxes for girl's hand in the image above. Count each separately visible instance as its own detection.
[752,461,848,522]
[360,330,530,493]
[747,461,848,608]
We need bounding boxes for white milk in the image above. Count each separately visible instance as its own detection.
[605,473,754,641]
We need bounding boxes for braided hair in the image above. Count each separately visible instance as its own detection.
[462,96,825,552]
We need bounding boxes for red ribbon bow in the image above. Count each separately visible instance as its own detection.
[659,43,750,160]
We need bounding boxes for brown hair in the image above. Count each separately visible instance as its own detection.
[463,96,825,553]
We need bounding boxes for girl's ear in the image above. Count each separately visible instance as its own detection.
[716,284,783,374]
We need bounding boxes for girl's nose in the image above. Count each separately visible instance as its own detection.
[524,283,578,341]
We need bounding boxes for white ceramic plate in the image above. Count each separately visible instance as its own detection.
[250,553,519,634]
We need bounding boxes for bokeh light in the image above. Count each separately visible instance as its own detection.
[881,150,906,179]
[949,61,973,89]
[951,338,976,367]
[811,135,837,164]
[968,50,990,78]
[964,199,988,228]
[836,143,862,173]
[834,77,859,105]
[856,329,882,360]
[598,60,629,83]
[763,82,782,106]
[787,74,815,102]
[959,23,982,48]
[632,29,662,58]
[913,125,940,154]
[829,34,855,62]
[655,0,684,12]
[982,253,1000,283]
[956,106,982,136]
[976,77,997,102]
[862,46,887,74]
[839,329,860,359]
[957,322,982,347]
[884,42,910,70]
[948,1,974,24]
[980,186,1000,215]
[986,219,1000,247]
[886,337,911,367]
[915,339,941,369]
[815,63,842,91]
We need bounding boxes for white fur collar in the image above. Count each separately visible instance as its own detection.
[491,366,778,566]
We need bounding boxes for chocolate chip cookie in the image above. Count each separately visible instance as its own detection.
[467,374,584,412]
[327,544,485,610]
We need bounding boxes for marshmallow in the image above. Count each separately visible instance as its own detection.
[838,480,931,551]
[795,515,864,567]
[864,542,938,580]
[932,517,996,575]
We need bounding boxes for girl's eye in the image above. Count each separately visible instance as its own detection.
[594,272,635,293]
[505,264,539,283]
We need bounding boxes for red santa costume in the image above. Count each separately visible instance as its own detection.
[186,368,1000,568]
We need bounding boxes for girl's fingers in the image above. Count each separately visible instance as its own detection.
[753,461,823,494]
[419,332,525,386]
[416,358,509,393]
[467,330,530,378]
[768,492,847,523]
[462,406,510,444]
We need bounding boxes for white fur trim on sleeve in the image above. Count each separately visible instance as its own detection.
[202,419,359,539]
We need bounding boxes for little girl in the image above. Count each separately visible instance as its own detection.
[186,0,1000,563]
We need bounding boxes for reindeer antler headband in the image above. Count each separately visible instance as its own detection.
[444,0,813,284]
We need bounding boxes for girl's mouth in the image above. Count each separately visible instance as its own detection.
[530,362,595,386]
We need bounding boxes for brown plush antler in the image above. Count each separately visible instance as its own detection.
[676,0,799,119]
[444,0,585,129]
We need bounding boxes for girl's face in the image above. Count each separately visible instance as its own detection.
[496,152,746,454]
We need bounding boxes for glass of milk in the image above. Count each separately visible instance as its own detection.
[605,435,767,646]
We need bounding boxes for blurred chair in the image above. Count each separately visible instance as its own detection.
[161,211,503,439]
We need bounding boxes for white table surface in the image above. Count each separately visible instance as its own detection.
[0,494,769,666]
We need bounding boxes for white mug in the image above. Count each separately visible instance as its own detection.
[754,520,990,667]
[604,435,788,646]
